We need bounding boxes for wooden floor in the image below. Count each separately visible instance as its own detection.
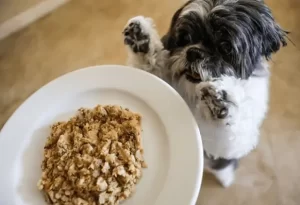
[0,0,300,204]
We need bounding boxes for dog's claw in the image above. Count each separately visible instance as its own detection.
[198,85,229,119]
[217,107,228,119]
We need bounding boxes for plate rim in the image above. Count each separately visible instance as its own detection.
[0,65,203,205]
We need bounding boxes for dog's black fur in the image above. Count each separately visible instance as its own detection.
[162,0,287,81]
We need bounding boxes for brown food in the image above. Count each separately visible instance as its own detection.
[37,105,147,205]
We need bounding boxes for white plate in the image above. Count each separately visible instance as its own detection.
[0,65,203,205]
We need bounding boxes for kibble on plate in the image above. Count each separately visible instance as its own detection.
[37,105,147,205]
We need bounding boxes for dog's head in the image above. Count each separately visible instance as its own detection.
[162,0,287,83]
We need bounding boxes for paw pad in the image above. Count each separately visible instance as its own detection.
[123,19,150,53]
[198,85,229,119]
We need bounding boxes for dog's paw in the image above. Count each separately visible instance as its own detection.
[123,16,153,53]
[196,83,229,119]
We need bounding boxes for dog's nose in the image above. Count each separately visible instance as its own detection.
[186,48,205,62]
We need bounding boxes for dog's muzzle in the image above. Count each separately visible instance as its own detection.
[184,47,205,83]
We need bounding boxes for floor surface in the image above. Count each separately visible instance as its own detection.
[0,0,300,204]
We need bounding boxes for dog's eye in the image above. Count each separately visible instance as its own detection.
[219,41,232,55]
[176,31,191,47]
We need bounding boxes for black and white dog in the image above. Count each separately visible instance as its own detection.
[122,0,286,187]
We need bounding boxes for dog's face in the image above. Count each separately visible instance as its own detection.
[162,0,287,83]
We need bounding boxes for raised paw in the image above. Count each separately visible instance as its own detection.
[123,16,152,53]
[197,84,229,119]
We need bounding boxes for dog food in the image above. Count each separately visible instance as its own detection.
[37,105,146,205]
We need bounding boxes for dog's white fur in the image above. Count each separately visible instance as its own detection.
[204,156,236,187]
[124,16,269,187]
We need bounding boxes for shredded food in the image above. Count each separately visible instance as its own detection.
[37,105,146,205]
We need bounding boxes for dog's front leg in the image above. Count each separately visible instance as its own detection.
[195,76,245,124]
[195,76,245,187]
[122,16,168,79]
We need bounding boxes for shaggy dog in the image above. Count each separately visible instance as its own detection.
[122,0,286,187]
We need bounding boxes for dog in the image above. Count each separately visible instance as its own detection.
[122,0,287,187]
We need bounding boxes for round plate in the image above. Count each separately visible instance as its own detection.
[0,65,203,205]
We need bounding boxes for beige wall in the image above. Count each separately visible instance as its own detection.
[0,0,45,24]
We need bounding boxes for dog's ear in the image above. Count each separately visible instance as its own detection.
[238,0,287,59]
[162,0,194,50]
[161,33,173,50]
[161,6,184,50]
[260,15,287,59]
